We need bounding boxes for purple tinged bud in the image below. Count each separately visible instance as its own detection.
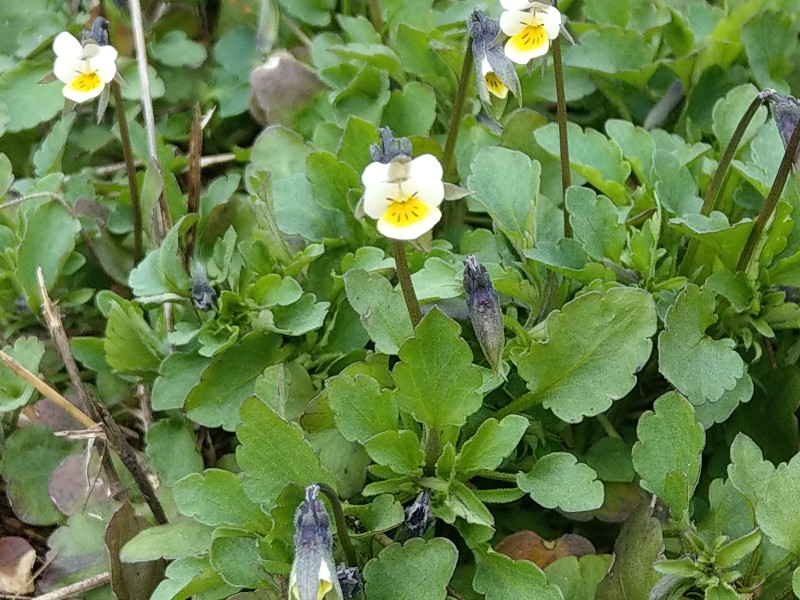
[335,565,363,599]
[399,489,433,540]
[83,17,110,46]
[464,255,504,370]
[763,90,800,168]
[191,264,216,311]
[369,127,412,164]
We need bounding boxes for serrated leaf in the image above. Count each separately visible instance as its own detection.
[209,535,275,589]
[144,416,203,487]
[727,433,775,509]
[104,298,164,378]
[327,374,398,444]
[467,147,539,246]
[393,309,483,431]
[658,285,746,405]
[344,269,414,355]
[149,555,236,600]
[120,522,214,563]
[653,150,703,216]
[0,337,45,411]
[517,453,604,512]
[151,351,211,411]
[535,123,631,204]
[473,547,564,600]
[363,538,458,600]
[513,288,656,423]
[755,451,800,554]
[715,529,762,569]
[712,84,767,148]
[445,480,495,528]
[383,81,437,136]
[364,430,424,476]
[632,392,705,517]
[33,113,76,176]
[545,554,613,600]
[173,469,268,533]
[668,213,753,270]
[184,332,283,430]
[237,397,335,511]
[565,187,626,262]
[605,119,655,184]
[456,415,528,478]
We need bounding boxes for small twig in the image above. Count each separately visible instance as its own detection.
[392,240,422,328]
[0,350,96,429]
[89,153,237,177]
[30,572,111,600]
[185,103,202,265]
[111,81,142,263]
[280,13,312,48]
[0,191,68,212]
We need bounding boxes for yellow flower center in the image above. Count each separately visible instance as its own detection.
[385,196,429,226]
[317,580,332,600]
[69,72,102,93]
[510,24,548,53]
[485,72,507,98]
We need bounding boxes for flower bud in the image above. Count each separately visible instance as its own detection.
[397,489,433,541]
[191,264,216,311]
[290,485,343,600]
[763,90,800,168]
[369,127,412,164]
[335,565,363,599]
[463,255,504,370]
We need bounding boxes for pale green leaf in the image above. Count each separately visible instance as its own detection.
[473,547,564,600]
[0,337,45,411]
[727,433,775,509]
[364,430,424,476]
[755,451,800,554]
[327,374,398,444]
[145,416,204,487]
[120,522,214,562]
[363,538,458,600]
[517,453,604,512]
[456,415,528,478]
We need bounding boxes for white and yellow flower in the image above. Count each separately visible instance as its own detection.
[499,0,562,65]
[290,485,343,600]
[53,31,118,103]
[362,154,445,240]
[481,58,508,99]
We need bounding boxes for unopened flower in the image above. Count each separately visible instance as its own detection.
[52,25,117,103]
[468,10,521,107]
[290,485,343,600]
[403,489,433,539]
[499,0,562,65]
[362,129,444,240]
[335,565,363,599]
[464,255,504,370]
[762,90,800,169]
[191,264,216,311]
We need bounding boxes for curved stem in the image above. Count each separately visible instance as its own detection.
[112,81,142,263]
[392,240,422,327]
[441,41,474,183]
[682,92,765,274]
[367,0,383,32]
[736,116,800,272]
[552,33,572,238]
[317,483,358,567]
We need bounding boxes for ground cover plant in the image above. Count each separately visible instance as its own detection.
[1,0,800,598]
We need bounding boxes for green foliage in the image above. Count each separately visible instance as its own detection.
[363,538,458,600]
[0,336,45,410]
[517,452,604,512]
[473,548,564,600]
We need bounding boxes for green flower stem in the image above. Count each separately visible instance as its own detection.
[475,470,517,483]
[316,483,358,567]
[392,240,422,328]
[441,41,474,183]
[111,81,143,263]
[492,391,539,421]
[552,33,572,238]
[596,413,621,440]
[682,92,765,274]
[736,115,800,272]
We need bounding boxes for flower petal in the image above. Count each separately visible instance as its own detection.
[538,5,562,39]
[403,174,444,207]
[377,204,441,240]
[504,25,551,65]
[90,47,119,82]
[53,32,82,59]
[406,154,443,183]
[361,161,391,187]
[499,10,532,36]
[500,0,534,10]
[62,78,105,103]
[363,181,401,219]
[53,57,84,84]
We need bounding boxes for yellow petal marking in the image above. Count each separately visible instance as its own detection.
[69,72,102,93]
[485,72,507,98]
[385,196,429,227]
[317,580,332,600]
[509,24,548,53]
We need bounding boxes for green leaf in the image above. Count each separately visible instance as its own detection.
[467,147,538,246]
[364,430,424,476]
[605,119,655,184]
[513,288,657,423]
[524,239,614,285]
[653,151,703,216]
[563,27,657,84]
[668,213,753,271]
[712,84,767,149]
[344,269,414,355]
[658,285,746,406]
[742,11,795,93]
[714,529,762,569]
[151,351,211,411]
[595,504,663,600]
[145,416,204,487]
[237,397,335,511]
[631,392,705,517]
[104,298,164,378]
[347,494,405,534]
[184,332,283,430]
[0,153,13,197]
[276,0,334,26]
[0,336,45,411]
[33,113,76,176]
[332,65,390,127]
[410,257,463,303]
[793,566,800,599]
[327,374,398,444]
[120,522,214,562]
[129,215,194,297]
[535,123,631,205]
[150,555,236,600]
[150,30,207,67]
[456,415,528,479]
[545,555,614,600]
[363,538,458,600]
[727,433,775,509]
[444,480,495,528]
[755,451,800,554]
[517,452,604,512]
[583,437,635,483]
[393,309,483,431]
[2,425,77,525]
[565,187,626,262]
[308,428,371,498]
[209,535,275,589]
[0,64,64,132]
[383,81,436,136]
[473,547,564,600]
[393,25,455,97]
[17,200,81,310]
[173,469,268,533]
